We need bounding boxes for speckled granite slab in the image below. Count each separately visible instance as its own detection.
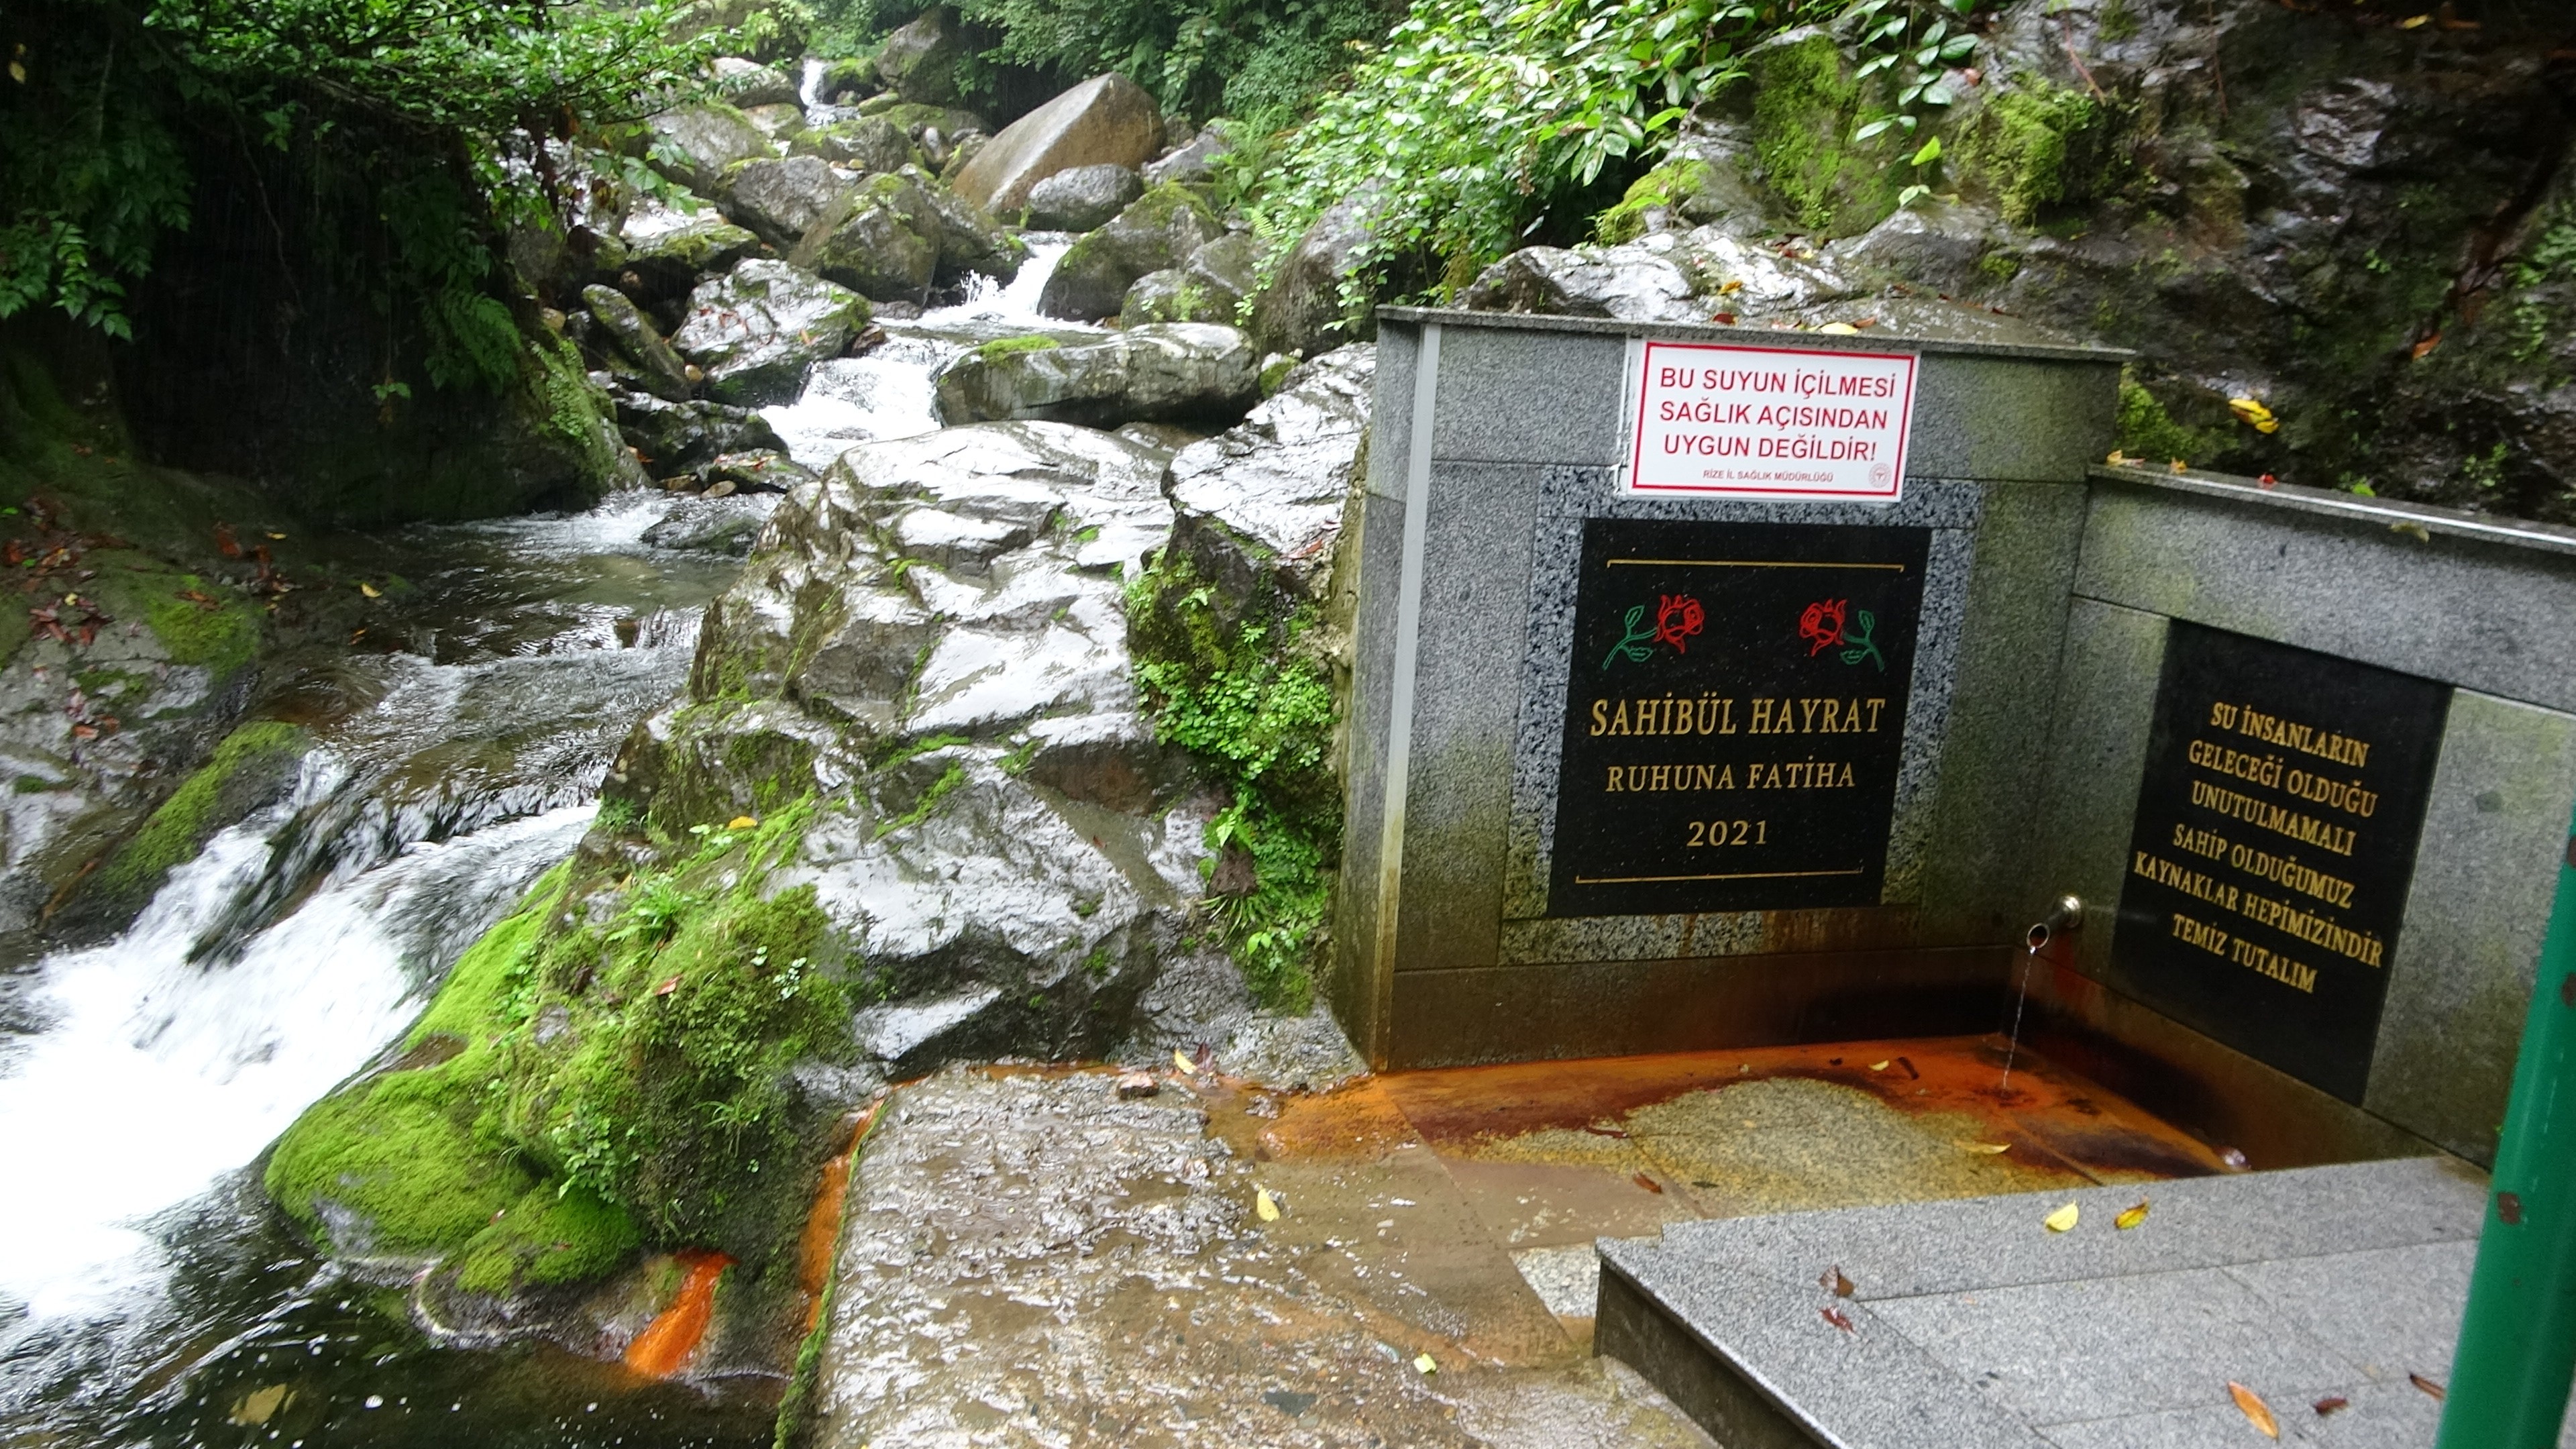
[1593,1157,2558,1448]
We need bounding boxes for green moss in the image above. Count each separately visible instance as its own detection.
[1124,551,1338,1011]
[969,333,1062,361]
[264,1079,537,1252]
[270,806,859,1281]
[454,1181,641,1293]
[1595,158,1712,245]
[265,866,568,1255]
[1750,34,1890,236]
[872,761,964,840]
[2114,372,2232,466]
[528,333,621,478]
[101,721,307,896]
[142,575,260,676]
[1964,81,2106,226]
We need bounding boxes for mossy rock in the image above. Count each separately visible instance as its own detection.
[1960,80,2114,227]
[267,810,861,1289]
[91,721,307,910]
[1596,158,1715,245]
[1747,30,1900,237]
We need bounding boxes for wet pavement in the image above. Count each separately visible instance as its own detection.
[806,1036,2229,1446]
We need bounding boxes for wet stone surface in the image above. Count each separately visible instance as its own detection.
[809,1067,1717,1448]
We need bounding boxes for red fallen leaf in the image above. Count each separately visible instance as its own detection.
[1820,1306,1854,1333]
[2411,333,2442,360]
[1631,1173,1664,1195]
[1712,311,1737,325]
[2410,1373,2446,1400]
[2313,1396,2349,1415]
[213,523,243,558]
[71,724,97,741]
[1819,1266,1856,1297]
[176,589,222,612]
[652,973,682,997]
[2258,474,2279,488]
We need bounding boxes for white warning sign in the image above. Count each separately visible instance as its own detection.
[1624,339,1917,503]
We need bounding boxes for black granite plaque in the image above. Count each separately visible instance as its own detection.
[2110,623,2452,1103]
[1548,518,1929,918]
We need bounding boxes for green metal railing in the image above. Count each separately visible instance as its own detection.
[2436,806,2576,1448]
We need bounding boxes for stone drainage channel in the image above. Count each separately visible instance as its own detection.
[794,1035,2229,1448]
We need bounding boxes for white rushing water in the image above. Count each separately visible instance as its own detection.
[0,791,592,1320]
[0,240,1078,1395]
[761,237,1084,470]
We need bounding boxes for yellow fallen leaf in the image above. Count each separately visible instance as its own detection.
[1954,1140,2011,1155]
[359,582,382,598]
[2398,12,2430,27]
[1255,1187,1281,1222]
[2106,449,2134,466]
[265,531,286,540]
[1718,279,1743,294]
[2229,1381,2280,1438]
[727,814,757,830]
[2043,1201,2080,1232]
[2227,396,2277,431]
[1870,1060,1890,1071]
[1818,322,1861,335]
[1413,1352,1438,1375]
[2169,458,2190,474]
[1174,1048,1195,1073]
[2116,1199,2151,1230]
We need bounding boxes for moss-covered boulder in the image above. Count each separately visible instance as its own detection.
[930,323,1260,429]
[1038,183,1220,321]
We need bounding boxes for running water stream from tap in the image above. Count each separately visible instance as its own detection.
[0,250,1085,1447]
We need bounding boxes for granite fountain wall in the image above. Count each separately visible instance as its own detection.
[1338,308,2576,1171]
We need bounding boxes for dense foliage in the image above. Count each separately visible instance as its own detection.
[1244,0,1990,304]
[0,0,709,384]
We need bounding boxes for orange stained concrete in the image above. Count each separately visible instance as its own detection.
[1364,1035,2231,1298]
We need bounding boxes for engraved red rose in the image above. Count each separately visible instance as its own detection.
[1800,597,1886,672]
[1654,594,1705,653]
[1799,598,1848,655]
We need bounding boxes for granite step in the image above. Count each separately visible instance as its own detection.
[1594,1157,2572,1448]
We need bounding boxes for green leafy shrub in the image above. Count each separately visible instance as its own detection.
[1127,553,1337,1009]
[1250,0,1833,310]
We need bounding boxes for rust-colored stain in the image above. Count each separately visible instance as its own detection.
[1377,1035,2231,1183]
[1208,1075,1420,1163]
[625,1250,731,1380]
[796,1099,885,1331]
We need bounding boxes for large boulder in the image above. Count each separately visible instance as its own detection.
[712,56,801,108]
[932,324,1260,429]
[581,284,694,402]
[1038,184,1220,321]
[672,259,873,405]
[608,390,786,477]
[1163,344,1374,617]
[951,74,1163,215]
[1142,126,1228,188]
[1024,164,1144,232]
[790,170,1024,302]
[790,116,918,174]
[611,200,760,305]
[873,5,967,105]
[1244,191,1377,358]
[1118,232,1256,326]
[644,104,775,197]
[900,168,1026,286]
[1460,241,1707,324]
[724,155,858,249]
